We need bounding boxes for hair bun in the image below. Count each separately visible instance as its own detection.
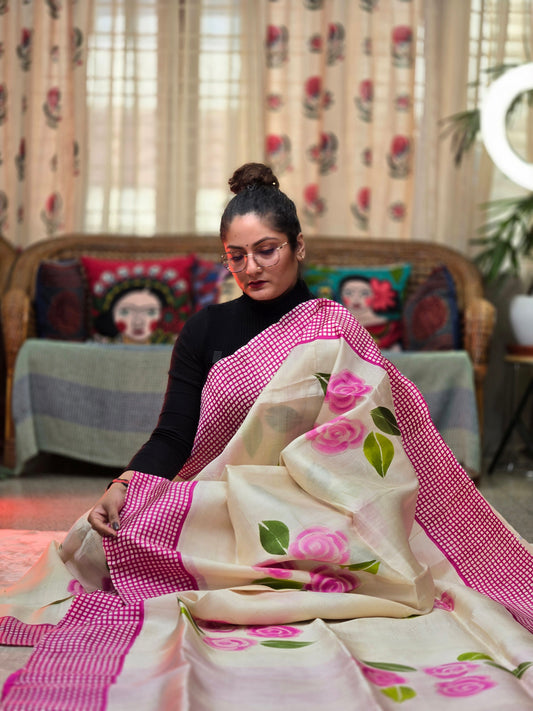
[228,162,279,195]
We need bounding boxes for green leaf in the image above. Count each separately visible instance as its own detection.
[260,640,314,649]
[457,652,494,662]
[258,520,290,555]
[341,559,380,574]
[513,661,533,679]
[363,432,394,477]
[242,418,263,457]
[485,661,514,675]
[380,686,417,703]
[48,595,75,606]
[314,372,331,396]
[177,598,204,636]
[362,661,417,672]
[370,407,400,436]
[252,577,304,590]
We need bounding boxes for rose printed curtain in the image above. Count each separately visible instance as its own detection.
[264,0,420,239]
[0,0,92,248]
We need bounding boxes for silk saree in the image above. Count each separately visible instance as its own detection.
[1,299,532,710]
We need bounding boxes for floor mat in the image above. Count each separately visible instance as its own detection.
[0,529,66,588]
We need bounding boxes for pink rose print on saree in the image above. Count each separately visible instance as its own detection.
[434,675,497,697]
[203,637,257,651]
[247,626,301,638]
[305,565,360,593]
[433,591,455,611]
[67,579,85,595]
[424,662,479,678]
[360,665,407,687]
[252,564,293,579]
[306,416,366,455]
[288,526,349,564]
[321,369,372,414]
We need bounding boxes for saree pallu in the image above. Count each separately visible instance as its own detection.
[1,299,532,710]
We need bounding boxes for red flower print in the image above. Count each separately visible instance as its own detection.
[368,278,395,311]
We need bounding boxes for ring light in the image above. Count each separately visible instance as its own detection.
[480,62,533,190]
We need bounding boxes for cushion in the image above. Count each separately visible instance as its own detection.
[80,255,195,344]
[191,258,231,311]
[402,265,461,351]
[304,263,412,349]
[35,259,88,341]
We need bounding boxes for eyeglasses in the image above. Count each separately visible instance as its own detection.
[221,242,289,273]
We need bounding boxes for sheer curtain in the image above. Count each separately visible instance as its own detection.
[264,0,421,239]
[413,0,533,253]
[84,0,265,235]
[0,0,92,247]
[2,1,530,248]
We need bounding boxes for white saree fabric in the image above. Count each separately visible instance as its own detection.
[1,300,532,710]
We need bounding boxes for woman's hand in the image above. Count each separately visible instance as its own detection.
[88,471,134,537]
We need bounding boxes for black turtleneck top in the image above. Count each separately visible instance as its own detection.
[127,279,313,478]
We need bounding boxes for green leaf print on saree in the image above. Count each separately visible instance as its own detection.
[370,406,401,435]
[341,559,380,574]
[363,407,401,477]
[255,522,381,590]
[314,372,331,396]
[458,652,533,679]
[258,520,290,555]
[363,431,395,477]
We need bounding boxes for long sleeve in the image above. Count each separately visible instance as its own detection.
[126,280,313,479]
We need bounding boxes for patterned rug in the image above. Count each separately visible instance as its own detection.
[0,529,66,588]
[0,530,67,689]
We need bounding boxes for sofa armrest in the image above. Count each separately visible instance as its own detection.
[2,288,30,468]
[463,296,496,431]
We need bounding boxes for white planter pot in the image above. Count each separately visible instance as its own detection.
[509,294,533,345]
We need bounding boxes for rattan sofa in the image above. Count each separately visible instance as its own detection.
[0,237,19,462]
[1,233,496,469]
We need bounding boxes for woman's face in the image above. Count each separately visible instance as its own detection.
[112,289,162,342]
[224,213,304,301]
[340,278,373,312]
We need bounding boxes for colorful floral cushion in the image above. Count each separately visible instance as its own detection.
[402,265,461,351]
[304,263,412,349]
[35,259,88,341]
[80,255,195,344]
[191,258,232,311]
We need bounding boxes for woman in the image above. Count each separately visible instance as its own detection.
[2,164,533,710]
[88,162,311,537]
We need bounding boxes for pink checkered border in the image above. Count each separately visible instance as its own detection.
[2,592,143,710]
[103,475,198,604]
[180,299,533,631]
[2,299,532,709]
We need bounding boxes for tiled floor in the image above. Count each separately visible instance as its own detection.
[0,448,532,542]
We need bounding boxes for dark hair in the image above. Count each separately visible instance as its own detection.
[220,162,302,249]
[339,274,372,292]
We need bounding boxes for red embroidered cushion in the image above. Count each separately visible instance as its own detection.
[80,255,195,344]
[402,265,461,351]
